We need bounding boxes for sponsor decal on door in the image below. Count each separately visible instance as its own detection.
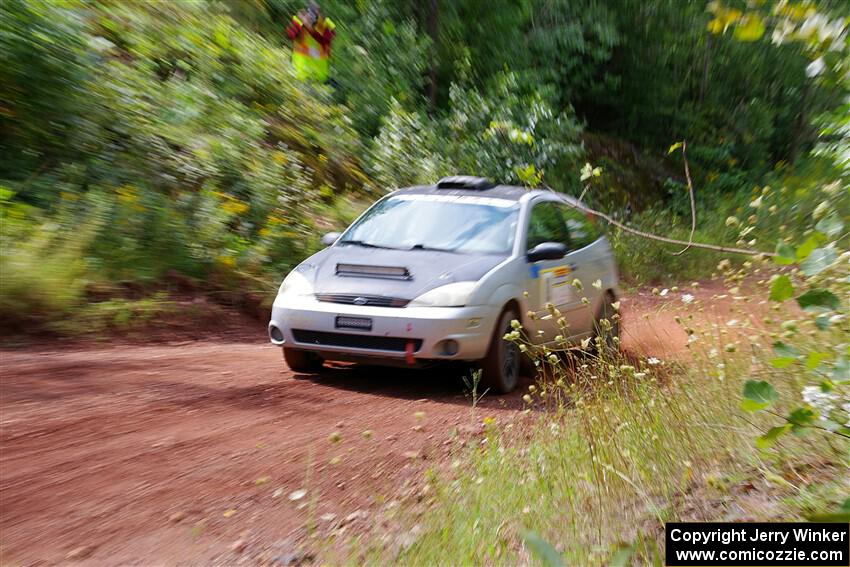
[539,265,572,305]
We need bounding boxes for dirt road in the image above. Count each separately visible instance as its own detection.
[1,338,532,564]
[0,286,740,565]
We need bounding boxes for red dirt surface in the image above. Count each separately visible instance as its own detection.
[0,284,745,565]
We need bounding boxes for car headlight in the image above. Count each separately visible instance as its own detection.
[277,270,314,297]
[409,281,477,307]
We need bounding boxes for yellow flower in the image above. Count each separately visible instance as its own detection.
[217,255,236,268]
[117,184,139,204]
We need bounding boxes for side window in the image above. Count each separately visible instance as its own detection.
[526,202,569,250]
[560,203,601,249]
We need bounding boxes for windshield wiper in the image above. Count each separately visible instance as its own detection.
[409,244,458,253]
[338,240,395,249]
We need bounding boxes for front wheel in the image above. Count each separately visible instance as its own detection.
[478,309,521,394]
[283,347,324,373]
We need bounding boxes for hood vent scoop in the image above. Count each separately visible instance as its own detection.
[335,263,412,281]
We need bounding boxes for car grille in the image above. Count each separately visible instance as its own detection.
[314,294,409,308]
[292,330,422,353]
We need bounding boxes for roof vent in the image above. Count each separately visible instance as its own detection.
[436,176,495,191]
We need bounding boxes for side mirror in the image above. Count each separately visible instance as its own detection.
[527,241,568,262]
[321,232,341,246]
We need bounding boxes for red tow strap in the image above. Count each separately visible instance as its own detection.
[405,340,415,365]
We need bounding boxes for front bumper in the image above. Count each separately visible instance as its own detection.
[268,295,498,362]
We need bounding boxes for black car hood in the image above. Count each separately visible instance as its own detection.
[305,246,506,300]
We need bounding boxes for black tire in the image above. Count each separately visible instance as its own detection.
[478,309,521,394]
[593,292,620,355]
[283,347,324,373]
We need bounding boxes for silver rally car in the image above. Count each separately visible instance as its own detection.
[269,176,620,393]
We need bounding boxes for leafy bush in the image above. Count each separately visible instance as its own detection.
[739,180,849,446]
[367,98,448,191]
[0,0,373,330]
[444,71,583,188]
[610,157,845,285]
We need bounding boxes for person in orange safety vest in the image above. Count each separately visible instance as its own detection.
[286,2,336,83]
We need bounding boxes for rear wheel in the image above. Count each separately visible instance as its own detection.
[478,309,521,394]
[593,292,620,355]
[283,347,324,373]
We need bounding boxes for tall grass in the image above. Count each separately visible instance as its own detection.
[349,284,847,565]
[610,158,839,285]
[0,219,91,330]
[382,362,748,563]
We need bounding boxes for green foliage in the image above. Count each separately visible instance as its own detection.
[522,0,620,109]
[800,248,838,276]
[0,0,92,181]
[744,169,850,445]
[1,0,848,337]
[0,219,91,329]
[444,71,583,186]
[770,275,794,302]
[329,0,431,137]
[741,380,779,412]
[797,289,841,311]
[0,0,372,329]
[351,302,845,564]
[522,531,565,567]
[611,156,846,284]
[367,99,447,190]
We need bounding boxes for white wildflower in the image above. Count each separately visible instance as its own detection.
[659,288,669,297]
[823,181,840,195]
[647,357,661,366]
[806,57,825,78]
[681,293,695,305]
[749,196,763,208]
[802,386,838,421]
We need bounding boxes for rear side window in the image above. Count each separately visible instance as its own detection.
[560,204,601,249]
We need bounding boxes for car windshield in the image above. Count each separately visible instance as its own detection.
[339,194,520,255]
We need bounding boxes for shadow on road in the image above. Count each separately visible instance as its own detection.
[294,362,532,411]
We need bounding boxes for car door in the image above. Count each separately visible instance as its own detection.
[522,200,574,342]
[555,202,604,338]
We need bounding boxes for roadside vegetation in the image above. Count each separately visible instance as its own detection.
[2,0,846,335]
[1,0,848,564]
